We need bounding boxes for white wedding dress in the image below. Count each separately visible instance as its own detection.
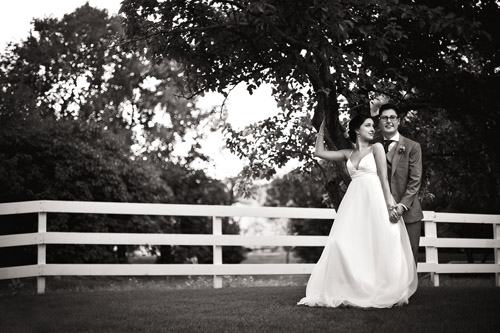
[298,150,417,308]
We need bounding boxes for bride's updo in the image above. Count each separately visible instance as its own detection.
[348,114,372,143]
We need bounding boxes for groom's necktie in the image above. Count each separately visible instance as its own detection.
[383,140,395,153]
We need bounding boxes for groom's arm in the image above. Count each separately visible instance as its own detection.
[400,142,422,209]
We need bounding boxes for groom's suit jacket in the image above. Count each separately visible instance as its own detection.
[384,135,424,224]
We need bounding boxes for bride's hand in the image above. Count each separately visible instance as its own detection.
[388,205,399,223]
[340,118,348,133]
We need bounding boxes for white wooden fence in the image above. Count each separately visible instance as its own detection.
[0,200,499,294]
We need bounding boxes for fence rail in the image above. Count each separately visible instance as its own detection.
[1,200,499,293]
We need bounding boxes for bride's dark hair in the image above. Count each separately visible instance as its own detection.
[348,114,372,143]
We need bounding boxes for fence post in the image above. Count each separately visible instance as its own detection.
[213,216,223,289]
[494,223,500,287]
[425,218,439,287]
[37,212,47,294]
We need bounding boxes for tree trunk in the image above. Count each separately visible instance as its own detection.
[310,62,352,209]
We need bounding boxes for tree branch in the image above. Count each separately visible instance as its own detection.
[271,25,322,56]
[211,0,246,10]
[119,22,251,46]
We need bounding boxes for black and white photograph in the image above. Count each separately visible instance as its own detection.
[1,1,499,332]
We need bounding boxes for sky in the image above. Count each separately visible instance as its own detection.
[0,0,282,180]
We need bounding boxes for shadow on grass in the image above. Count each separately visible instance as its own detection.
[1,285,499,332]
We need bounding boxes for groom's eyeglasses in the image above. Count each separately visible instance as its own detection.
[380,115,399,122]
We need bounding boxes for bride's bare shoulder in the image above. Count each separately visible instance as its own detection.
[371,143,384,154]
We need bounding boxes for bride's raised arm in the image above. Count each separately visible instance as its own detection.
[314,120,351,162]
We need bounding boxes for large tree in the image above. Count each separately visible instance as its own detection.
[0,4,246,266]
[120,0,498,207]
[0,3,218,161]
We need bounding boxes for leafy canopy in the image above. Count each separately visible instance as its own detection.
[0,3,218,161]
[0,4,246,265]
[120,0,498,207]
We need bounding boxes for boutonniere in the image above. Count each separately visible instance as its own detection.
[398,146,406,154]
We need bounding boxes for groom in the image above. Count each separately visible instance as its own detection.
[378,104,423,265]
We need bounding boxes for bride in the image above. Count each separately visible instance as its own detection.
[297,114,417,308]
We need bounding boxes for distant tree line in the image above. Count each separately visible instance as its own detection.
[0,4,245,267]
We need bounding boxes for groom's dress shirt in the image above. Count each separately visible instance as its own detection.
[383,132,400,153]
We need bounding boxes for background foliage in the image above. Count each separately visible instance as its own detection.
[0,4,244,267]
[265,169,332,263]
[121,0,499,211]
[120,0,500,263]
[1,1,499,266]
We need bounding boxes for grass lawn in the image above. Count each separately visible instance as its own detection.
[1,286,499,332]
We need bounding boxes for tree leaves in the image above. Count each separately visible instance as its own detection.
[0,3,216,160]
[120,1,497,209]
[0,3,246,265]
